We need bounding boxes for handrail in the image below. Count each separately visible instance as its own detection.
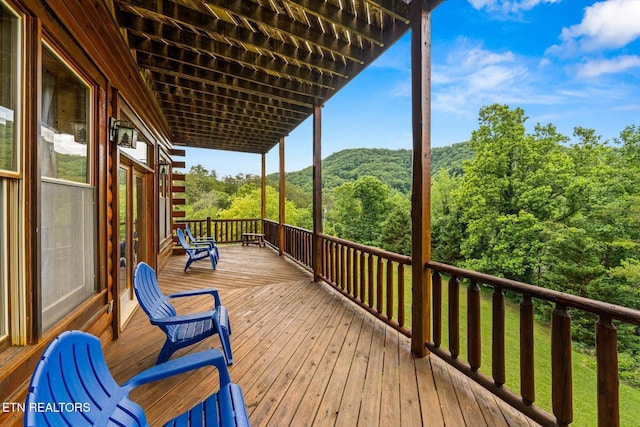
[425,260,640,427]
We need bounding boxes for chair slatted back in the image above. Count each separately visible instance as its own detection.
[134,262,178,337]
[25,331,148,427]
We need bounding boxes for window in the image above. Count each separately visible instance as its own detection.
[40,42,95,330]
[41,44,91,183]
[158,155,171,241]
[0,1,20,173]
[0,0,21,347]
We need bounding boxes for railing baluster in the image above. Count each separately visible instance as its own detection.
[552,304,573,426]
[359,251,366,303]
[341,245,347,291]
[398,264,405,327]
[520,294,535,405]
[368,254,374,308]
[468,279,481,371]
[386,260,394,321]
[596,315,619,427]
[351,248,358,300]
[492,286,505,386]
[449,275,460,359]
[432,271,442,348]
[376,256,384,314]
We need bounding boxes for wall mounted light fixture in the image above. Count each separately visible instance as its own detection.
[110,117,138,149]
[158,160,170,176]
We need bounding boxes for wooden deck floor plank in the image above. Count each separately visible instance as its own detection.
[229,282,325,391]
[288,307,358,426]
[447,361,490,427]
[379,327,401,426]
[309,310,366,427]
[266,292,351,426]
[398,338,424,427]
[247,285,346,425]
[430,356,468,426]
[226,282,313,360]
[464,375,512,427]
[334,313,376,427]
[357,320,387,426]
[240,282,335,409]
[414,356,445,427]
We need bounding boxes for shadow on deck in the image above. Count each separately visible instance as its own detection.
[104,245,540,426]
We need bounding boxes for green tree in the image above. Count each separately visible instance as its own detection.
[329,175,390,246]
[218,185,310,227]
[379,195,411,255]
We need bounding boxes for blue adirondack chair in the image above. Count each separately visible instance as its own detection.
[134,262,233,365]
[24,330,249,427]
[176,228,217,271]
[185,224,220,260]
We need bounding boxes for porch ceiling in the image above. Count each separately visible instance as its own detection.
[112,0,415,154]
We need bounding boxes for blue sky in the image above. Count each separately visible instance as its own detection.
[185,0,640,177]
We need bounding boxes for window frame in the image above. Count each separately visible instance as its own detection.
[40,40,94,187]
[0,0,23,179]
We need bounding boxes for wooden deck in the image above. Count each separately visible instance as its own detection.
[105,245,540,426]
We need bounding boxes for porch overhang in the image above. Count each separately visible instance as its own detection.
[112,0,443,154]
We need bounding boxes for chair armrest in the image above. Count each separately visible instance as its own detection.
[168,288,221,307]
[122,348,231,393]
[151,310,216,325]
[190,241,213,248]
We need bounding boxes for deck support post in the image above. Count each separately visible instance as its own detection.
[261,153,266,232]
[278,137,285,255]
[410,0,434,357]
[312,104,323,282]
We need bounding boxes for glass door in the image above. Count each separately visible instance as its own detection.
[118,161,149,329]
[118,166,135,327]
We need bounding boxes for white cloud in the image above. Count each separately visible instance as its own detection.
[549,0,640,54]
[577,55,640,78]
[431,43,542,114]
[468,0,559,15]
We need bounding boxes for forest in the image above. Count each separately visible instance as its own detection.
[184,104,640,384]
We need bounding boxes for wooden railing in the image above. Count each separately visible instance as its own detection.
[180,217,640,426]
[426,261,640,427]
[263,219,412,336]
[263,220,313,270]
[318,233,412,336]
[175,217,262,244]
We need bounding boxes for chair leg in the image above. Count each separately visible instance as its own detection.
[216,308,233,365]
[157,340,176,365]
[209,252,217,270]
[184,256,194,272]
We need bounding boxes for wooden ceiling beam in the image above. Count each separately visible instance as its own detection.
[207,0,370,61]
[158,94,302,126]
[177,136,273,154]
[133,43,336,94]
[116,0,363,65]
[164,108,293,134]
[171,124,280,145]
[364,0,411,24]
[285,0,385,46]
[169,121,286,142]
[155,88,307,122]
[125,25,347,83]
[141,62,318,108]
[151,78,312,115]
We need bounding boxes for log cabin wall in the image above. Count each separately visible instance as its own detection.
[0,0,172,423]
